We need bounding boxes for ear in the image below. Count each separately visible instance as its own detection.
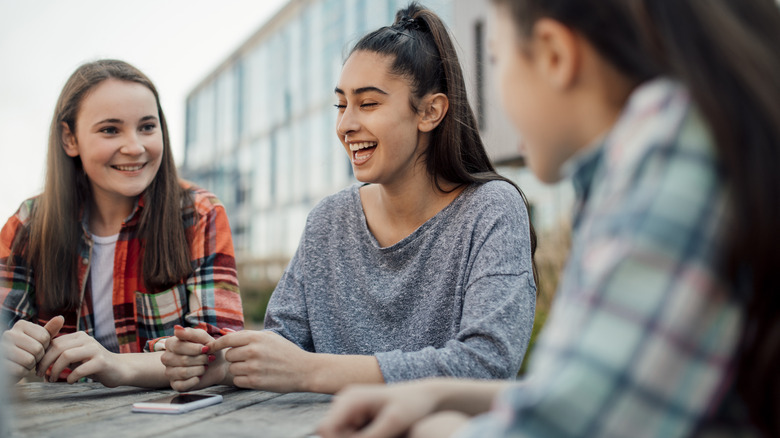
[417,93,449,133]
[531,18,580,90]
[61,122,79,157]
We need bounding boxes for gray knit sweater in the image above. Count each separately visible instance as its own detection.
[264,181,537,382]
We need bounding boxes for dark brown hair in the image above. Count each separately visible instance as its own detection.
[349,2,538,283]
[14,59,194,311]
[491,0,780,434]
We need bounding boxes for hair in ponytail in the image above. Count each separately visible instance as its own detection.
[492,0,780,434]
[349,1,538,284]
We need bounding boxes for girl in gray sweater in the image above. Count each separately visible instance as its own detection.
[162,2,537,395]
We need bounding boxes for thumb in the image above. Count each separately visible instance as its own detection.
[43,315,65,344]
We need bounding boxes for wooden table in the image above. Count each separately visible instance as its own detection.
[6,382,333,437]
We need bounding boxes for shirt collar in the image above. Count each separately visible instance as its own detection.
[565,77,684,204]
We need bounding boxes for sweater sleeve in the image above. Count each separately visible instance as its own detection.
[375,193,537,382]
[263,237,315,351]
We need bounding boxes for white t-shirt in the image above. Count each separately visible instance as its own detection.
[89,233,120,353]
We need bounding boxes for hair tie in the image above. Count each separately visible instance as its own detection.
[395,15,422,32]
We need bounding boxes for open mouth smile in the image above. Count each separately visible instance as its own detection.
[112,163,146,172]
[349,142,377,165]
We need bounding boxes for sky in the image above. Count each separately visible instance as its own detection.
[0,0,287,222]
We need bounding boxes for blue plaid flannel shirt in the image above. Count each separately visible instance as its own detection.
[457,79,753,437]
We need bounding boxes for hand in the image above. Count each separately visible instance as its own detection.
[208,330,313,392]
[161,325,228,392]
[317,381,443,438]
[37,330,127,386]
[1,316,64,382]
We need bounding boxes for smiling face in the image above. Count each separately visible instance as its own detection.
[62,78,163,213]
[335,51,427,186]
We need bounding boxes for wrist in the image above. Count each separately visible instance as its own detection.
[113,352,134,386]
[219,360,235,386]
[303,351,326,393]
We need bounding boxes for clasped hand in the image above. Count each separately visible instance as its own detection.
[161,327,312,393]
[1,316,126,386]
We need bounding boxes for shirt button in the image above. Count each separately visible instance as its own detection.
[82,258,89,265]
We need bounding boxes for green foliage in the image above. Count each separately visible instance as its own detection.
[519,308,548,376]
[241,286,276,325]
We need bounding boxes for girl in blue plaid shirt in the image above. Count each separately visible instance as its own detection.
[318,0,780,437]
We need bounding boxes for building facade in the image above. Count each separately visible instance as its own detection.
[182,0,572,290]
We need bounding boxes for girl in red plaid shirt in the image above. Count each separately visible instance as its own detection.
[0,60,243,388]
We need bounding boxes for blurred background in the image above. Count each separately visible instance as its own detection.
[0,0,573,371]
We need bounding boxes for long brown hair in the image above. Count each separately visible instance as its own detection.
[13,59,194,311]
[492,0,780,435]
[349,2,538,283]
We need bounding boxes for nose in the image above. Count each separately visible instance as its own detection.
[120,133,145,155]
[336,105,360,139]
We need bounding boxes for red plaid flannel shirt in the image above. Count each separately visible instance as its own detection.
[1,182,244,352]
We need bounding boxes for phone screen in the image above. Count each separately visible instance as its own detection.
[167,394,217,404]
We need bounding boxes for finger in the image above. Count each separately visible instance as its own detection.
[66,359,101,384]
[173,325,215,345]
[12,320,51,348]
[161,349,209,367]
[232,374,260,390]
[210,331,254,352]
[37,332,87,377]
[354,404,410,438]
[319,396,377,438]
[3,358,29,383]
[165,364,208,382]
[171,376,200,392]
[42,315,65,347]
[3,344,38,372]
[166,335,212,357]
[3,329,46,366]
[47,345,88,383]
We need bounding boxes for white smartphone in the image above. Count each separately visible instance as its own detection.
[132,393,223,414]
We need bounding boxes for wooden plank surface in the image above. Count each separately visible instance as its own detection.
[7,382,331,438]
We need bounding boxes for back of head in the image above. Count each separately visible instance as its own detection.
[492,0,780,434]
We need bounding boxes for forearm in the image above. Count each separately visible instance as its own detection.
[307,353,385,394]
[427,378,511,416]
[116,351,169,388]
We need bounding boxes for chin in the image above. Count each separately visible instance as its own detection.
[529,162,563,185]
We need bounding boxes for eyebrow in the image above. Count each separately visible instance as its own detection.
[334,86,389,96]
[92,115,158,128]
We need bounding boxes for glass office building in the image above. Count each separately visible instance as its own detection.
[182,0,572,289]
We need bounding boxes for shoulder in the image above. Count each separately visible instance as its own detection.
[469,180,523,203]
[4,196,39,227]
[308,184,359,221]
[1,197,39,255]
[459,180,527,219]
[179,180,225,216]
[436,181,530,246]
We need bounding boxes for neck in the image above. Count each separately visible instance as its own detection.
[361,163,465,247]
[89,192,135,237]
[571,42,635,150]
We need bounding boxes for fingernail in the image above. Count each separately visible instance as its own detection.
[174,325,184,330]
[208,354,216,362]
[201,346,210,354]
[222,327,236,333]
